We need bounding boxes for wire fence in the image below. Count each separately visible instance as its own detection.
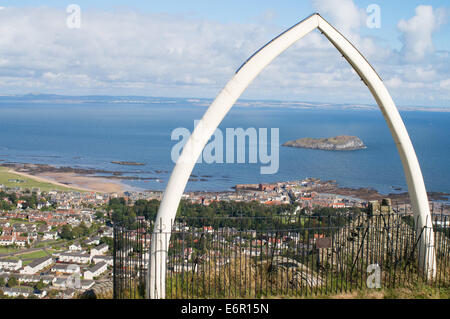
[113,205,450,299]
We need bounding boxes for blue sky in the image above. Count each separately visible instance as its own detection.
[0,1,448,107]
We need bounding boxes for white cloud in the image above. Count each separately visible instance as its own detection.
[310,0,388,61]
[385,77,403,89]
[440,79,450,90]
[312,0,364,37]
[0,6,369,100]
[398,5,448,62]
[0,5,447,107]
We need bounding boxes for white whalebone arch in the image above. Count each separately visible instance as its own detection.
[149,13,436,298]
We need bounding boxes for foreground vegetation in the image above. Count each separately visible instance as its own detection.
[110,198,449,300]
[108,197,363,231]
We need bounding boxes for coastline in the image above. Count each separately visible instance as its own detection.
[2,165,126,194]
[1,163,449,205]
[35,172,126,194]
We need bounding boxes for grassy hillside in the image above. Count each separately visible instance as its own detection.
[0,166,81,192]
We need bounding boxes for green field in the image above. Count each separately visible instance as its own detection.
[16,250,50,259]
[0,166,82,192]
[34,240,61,248]
[2,248,56,262]
[0,246,21,254]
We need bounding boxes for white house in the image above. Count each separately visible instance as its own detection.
[69,243,82,251]
[2,285,46,298]
[80,279,95,290]
[90,243,108,257]
[16,274,47,284]
[101,227,113,238]
[20,256,53,274]
[43,231,59,241]
[52,277,68,289]
[0,259,22,271]
[84,261,107,280]
[57,252,91,264]
[40,275,56,285]
[92,255,113,266]
[51,263,80,274]
[14,236,30,247]
[84,236,100,246]
[52,277,94,291]
[0,235,15,246]
[2,286,34,298]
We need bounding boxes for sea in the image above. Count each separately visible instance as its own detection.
[0,95,449,195]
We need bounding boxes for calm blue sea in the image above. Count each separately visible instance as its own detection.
[0,98,449,194]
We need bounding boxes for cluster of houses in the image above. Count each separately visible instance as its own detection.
[157,220,322,273]
[0,241,112,299]
[180,179,366,209]
[0,222,44,247]
[0,220,61,246]
[0,183,115,210]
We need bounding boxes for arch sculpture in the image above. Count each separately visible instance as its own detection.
[148,13,436,298]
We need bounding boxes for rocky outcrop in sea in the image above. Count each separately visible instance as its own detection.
[282,135,366,151]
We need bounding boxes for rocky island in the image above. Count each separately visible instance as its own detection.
[283,135,366,151]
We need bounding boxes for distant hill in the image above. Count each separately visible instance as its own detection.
[283,135,366,151]
[0,94,448,112]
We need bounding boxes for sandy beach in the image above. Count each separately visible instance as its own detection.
[8,168,125,194]
[2,163,448,203]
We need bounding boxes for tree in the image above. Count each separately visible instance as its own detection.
[100,236,113,248]
[78,222,89,236]
[0,200,13,210]
[8,193,17,205]
[47,289,59,298]
[34,279,45,291]
[89,223,99,235]
[0,277,5,287]
[59,225,73,240]
[95,211,104,219]
[71,226,82,238]
[7,277,18,288]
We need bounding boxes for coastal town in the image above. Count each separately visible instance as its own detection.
[0,172,448,299]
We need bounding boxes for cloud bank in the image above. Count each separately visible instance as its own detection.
[0,4,448,107]
[398,5,447,62]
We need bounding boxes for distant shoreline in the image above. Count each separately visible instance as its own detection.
[1,163,127,194]
[1,163,448,206]
[1,94,449,113]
